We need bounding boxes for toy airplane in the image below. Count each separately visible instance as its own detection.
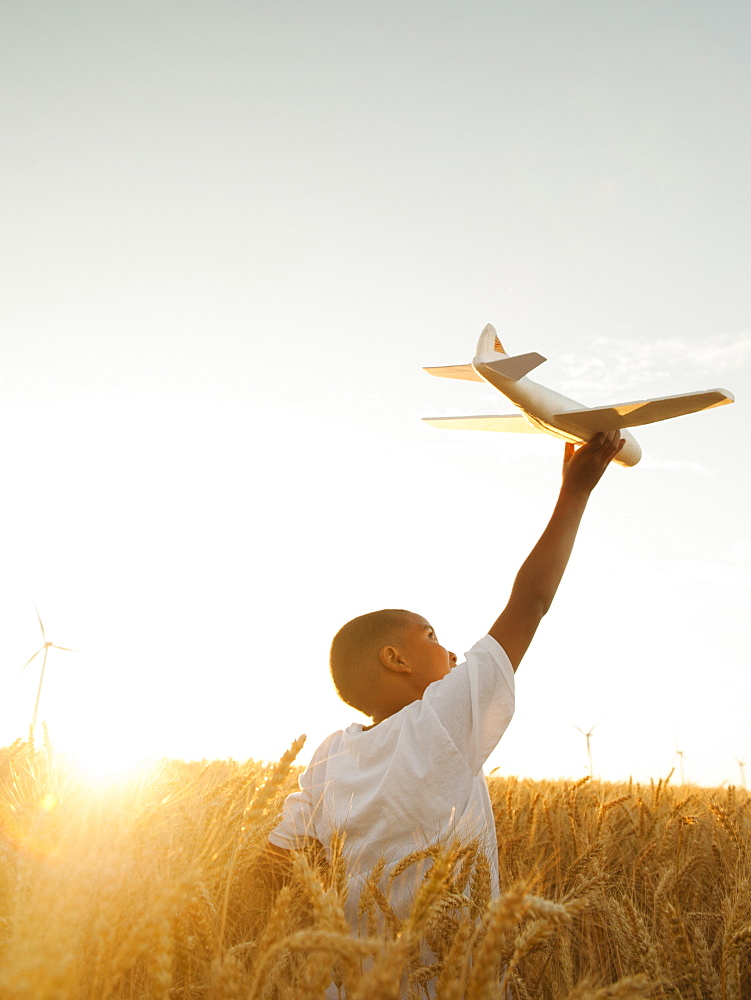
[423,324,734,467]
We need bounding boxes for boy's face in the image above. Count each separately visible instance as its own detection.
[396,614,457,693]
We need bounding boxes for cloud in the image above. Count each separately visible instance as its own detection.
[639,456,717,477]
[652,537,751,592]
[689,333,751,368]
[666,557,751,591]
[556,331,751,399]
[731,539,751,564]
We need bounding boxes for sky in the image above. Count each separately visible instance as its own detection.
[0,0,748,787]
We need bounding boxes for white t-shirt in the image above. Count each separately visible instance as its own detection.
[268,634,515,927]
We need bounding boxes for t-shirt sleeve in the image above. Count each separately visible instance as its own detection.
[268,739,332,850]
[424,634,515,775]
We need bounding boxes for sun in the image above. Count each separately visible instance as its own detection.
[63,738,156,788]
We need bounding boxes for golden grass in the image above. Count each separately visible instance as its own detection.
[0,736,749,999]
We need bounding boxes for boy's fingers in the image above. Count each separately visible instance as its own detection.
[597,430,618,449]
[567,430,622,465]
[609,431,623,453]
[602,431,624,462]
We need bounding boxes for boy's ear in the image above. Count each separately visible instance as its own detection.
[379,644,411,674]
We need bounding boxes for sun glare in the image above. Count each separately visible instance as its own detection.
[64,742,156,788]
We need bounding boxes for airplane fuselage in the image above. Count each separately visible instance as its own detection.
[473,361,643,467]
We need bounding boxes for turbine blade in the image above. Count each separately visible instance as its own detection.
[34,603,46,641]
[19,648,43,673]
[53,646,77,652]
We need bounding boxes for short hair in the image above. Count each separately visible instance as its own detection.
[330,609,416,716]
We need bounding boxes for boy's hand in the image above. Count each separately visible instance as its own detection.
[562,431,624,495]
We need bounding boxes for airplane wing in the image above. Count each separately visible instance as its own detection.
[422,414,544,433]
[478,353,547,382]
[423,364,485,382]
[555,388,734,432]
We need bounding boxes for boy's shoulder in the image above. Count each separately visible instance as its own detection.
[316,635,510,745]
[302,634,514,775]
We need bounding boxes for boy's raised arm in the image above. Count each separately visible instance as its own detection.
[489,431,624,671]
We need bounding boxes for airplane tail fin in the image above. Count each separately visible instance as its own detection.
[472,324,546,381]
[475,323,507,361]
[425,323,546,383]
[425,323,513,381]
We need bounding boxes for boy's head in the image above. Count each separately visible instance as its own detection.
[330,609,457,721]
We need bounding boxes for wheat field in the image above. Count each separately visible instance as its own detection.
[0,735,748,1000]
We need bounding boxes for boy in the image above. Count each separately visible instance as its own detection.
[267,431,624,931]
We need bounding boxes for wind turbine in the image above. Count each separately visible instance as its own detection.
[674,747,687,785]
[734,756,746,790]
[20,606,76,731]
[672,729,688,785]
[573,721,600,779]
